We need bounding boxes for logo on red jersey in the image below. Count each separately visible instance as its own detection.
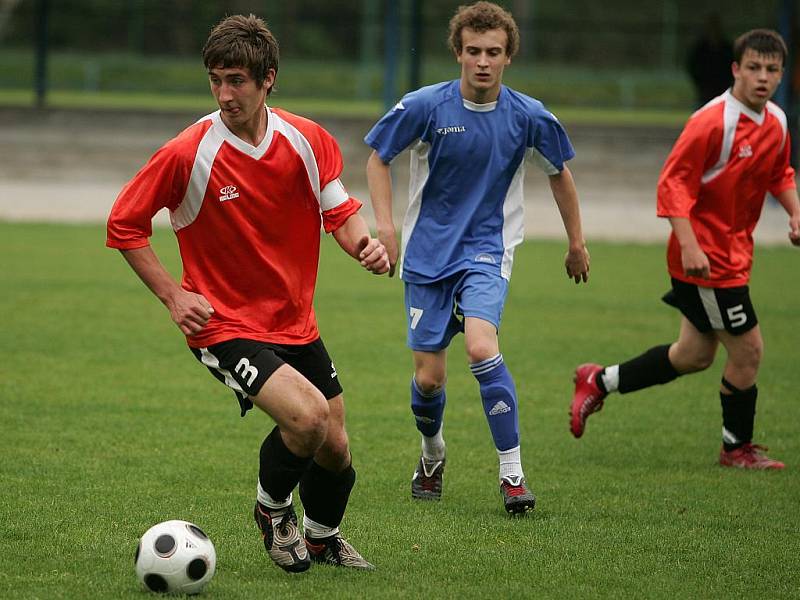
[219,185,240,202]
[738,144,753,158]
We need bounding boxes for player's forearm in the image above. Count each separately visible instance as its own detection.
[668,217,702,250]
[366,151,395,236]
[549,167,586,249]
[120,246,184,306]
[775,187,800,218]
[332,213,371,259]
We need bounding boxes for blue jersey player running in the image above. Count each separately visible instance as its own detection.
[365,1,590,514]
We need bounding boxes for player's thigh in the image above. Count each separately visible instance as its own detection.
[404,276,462,352]
[463,316,500,362]
[670,316,718,372]
[191,338,289,417]
[254,363,329,431]
[191,338,328,428]
[458,271,507,361]
[715,324,763,368]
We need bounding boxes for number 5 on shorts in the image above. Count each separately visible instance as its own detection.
[409,307,424,330]
[727,304,747,328]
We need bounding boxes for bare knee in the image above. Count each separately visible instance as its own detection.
[685,349,716,373]
[465,339,497,364]
[727,336,763,373]
[415,370,446,395]
[670,341,716,374]
[315,426,350,471]
[283,392,330,455]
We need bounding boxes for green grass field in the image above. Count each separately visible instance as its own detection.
[1,223,798,599]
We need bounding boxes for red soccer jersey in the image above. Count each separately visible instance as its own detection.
[657,90,796,287]
[107,107,361,347]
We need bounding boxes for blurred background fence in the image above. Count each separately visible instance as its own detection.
[0,0,795,115]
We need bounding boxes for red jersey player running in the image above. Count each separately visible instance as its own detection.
[570,29,800,469]
[107,15,389,572]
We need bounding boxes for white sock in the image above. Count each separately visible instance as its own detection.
[256,481,292,510]
[601,365,620,393]
[303,515,339,540]
[498,446,524,480]
[421,427,445,461]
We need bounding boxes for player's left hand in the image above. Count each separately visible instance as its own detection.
[358,235,391,274]
[565,244,590,284]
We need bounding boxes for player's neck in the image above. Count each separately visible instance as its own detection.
[460,81,501,105]
[223,104,268,147]
[731,87,767,115]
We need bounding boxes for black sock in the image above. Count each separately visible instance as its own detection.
[720,378,757,451]
[259,426,314,504]
[618,344,680,394]
[299,461,356,531]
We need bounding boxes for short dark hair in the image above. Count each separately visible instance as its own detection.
[733,28,787,65]
[202,14,279,94]
[448,2,520,59]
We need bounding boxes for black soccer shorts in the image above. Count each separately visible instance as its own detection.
[661,277,758,336]
[190,337,343,416]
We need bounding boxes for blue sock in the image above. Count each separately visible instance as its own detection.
[470,354,519,451]
[410,377,446,437]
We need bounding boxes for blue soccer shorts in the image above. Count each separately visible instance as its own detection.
[404,270,509,351]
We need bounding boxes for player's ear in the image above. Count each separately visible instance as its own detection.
[262,68,276,93]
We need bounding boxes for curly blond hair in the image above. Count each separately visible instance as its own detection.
[448,2,520,58]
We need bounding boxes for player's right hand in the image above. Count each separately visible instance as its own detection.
[681,245,710,279]
[377,228,399,277]
[789,214,800,246]
[166,290,215,336]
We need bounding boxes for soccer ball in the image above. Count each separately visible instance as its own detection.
[135,520,216,595]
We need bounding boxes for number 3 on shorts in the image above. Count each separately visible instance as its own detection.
[409,307,424,330]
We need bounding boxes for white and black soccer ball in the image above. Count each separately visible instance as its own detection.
[135,520,216,595]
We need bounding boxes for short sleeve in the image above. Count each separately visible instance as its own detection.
[364,89,430,163]
[769,130,797,197]
[527,110,575,175]
[656,118,711,218]
[106,144,189,249]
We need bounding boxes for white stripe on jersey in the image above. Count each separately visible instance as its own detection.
[171,119,225,231]
[271,112,321,204]
[528,146,559,176]
[501,158,526,280]
[400,139,431,279]
[198,347,245,394]
[766,101,788,151]
[701,97,739,185]
[698,287,724,329]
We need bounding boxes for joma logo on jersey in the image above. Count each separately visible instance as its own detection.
[436,126,466,136]
[738,144,753,158]
[219,185,240,202]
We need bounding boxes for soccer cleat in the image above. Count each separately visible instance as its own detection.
[500,475,536,515]
[305,534,375,570]
[719,443,785,470]
[253,502,311,573]
[571,363,607,438]
[411,455,445,500]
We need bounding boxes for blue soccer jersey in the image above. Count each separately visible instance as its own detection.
[365,80,575,284]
